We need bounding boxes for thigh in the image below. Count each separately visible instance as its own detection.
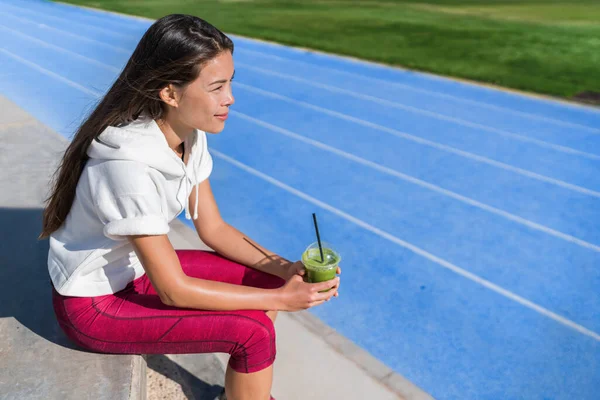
[134,249,285,296]
[53,286,276,373]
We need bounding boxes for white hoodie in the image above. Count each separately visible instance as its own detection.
[48,118,213,297]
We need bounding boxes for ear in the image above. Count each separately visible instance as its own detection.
[158,84,179,108]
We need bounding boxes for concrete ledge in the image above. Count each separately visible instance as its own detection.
[0,96,146,400]
[130,355,147,400]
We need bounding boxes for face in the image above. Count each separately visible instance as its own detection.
[167,51,235,134]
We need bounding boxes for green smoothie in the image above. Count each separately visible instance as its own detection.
[301,245,341,292]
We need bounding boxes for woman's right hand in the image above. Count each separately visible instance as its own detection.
[276,275,340,311]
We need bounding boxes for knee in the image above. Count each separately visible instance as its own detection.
[228,312,276,374]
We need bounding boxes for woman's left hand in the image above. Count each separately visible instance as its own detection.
[283,262,342,297]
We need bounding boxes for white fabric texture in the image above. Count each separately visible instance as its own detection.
[48,118,213,296]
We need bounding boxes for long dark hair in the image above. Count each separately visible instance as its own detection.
[39,14,234,239]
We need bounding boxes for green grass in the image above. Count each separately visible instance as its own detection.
[59,0,600,101]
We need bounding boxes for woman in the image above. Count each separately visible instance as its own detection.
[39,14,340,400]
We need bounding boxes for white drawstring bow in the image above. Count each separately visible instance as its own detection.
[183,148,199,221]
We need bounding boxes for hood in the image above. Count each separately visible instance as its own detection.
[87,118,189,176]
[87,118,201,220]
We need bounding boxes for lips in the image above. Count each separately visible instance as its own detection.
[215,113,228,121]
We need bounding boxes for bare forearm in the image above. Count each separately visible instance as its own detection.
[171,276,282,311]
[201,222,291,279]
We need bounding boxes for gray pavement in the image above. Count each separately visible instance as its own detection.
[0,95,432,399]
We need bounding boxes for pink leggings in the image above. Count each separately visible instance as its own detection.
[52,250,286,374]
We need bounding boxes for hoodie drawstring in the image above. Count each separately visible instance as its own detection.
[183,154,199,221]
[184,177,191,220]
[193,184,199,220]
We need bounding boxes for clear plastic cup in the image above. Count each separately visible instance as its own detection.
[301,242,341,291]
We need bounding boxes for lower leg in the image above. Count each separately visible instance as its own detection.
[266,310,278,323]
[224,363,273,400]
[224,309,277,399]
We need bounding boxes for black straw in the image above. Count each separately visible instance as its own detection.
[312,213,324,263]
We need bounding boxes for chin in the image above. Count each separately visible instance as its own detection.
[204,123,226,134]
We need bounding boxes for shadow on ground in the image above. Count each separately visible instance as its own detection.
[0,207,224,399]
[0,207,76,348]
[147,354,224,399]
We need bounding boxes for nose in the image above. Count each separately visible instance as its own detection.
[224,87,235,107]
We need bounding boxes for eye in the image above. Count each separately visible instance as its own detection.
[212,86,223,92]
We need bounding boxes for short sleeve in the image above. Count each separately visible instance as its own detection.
[93,161,169,240]
[192,131,213,185]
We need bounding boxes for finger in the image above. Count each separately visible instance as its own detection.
[308,300,327,308]
[313,287,338,302]
[336,266,342,274]
[313,277,339,292]
[297,267,306,276]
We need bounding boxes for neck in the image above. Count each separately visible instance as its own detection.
[156,113,194,151]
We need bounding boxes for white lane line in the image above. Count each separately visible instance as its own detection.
[32,0,149,31]
[0,24,121,73]
[232,110,600,253]
[3,27,596,254]
[0,2,134,40]
[237,62,600,161]
[0,10,131,54]
[212,148,600,343]
[5,0,597,136]
[3,24,599,201]
[235,47,600,135]
[4,24,597,201]
[6,44,599,343]
[235,82,600,199]
[0,48,101,97]
[54,0,154,25]
[5,22,598,254]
